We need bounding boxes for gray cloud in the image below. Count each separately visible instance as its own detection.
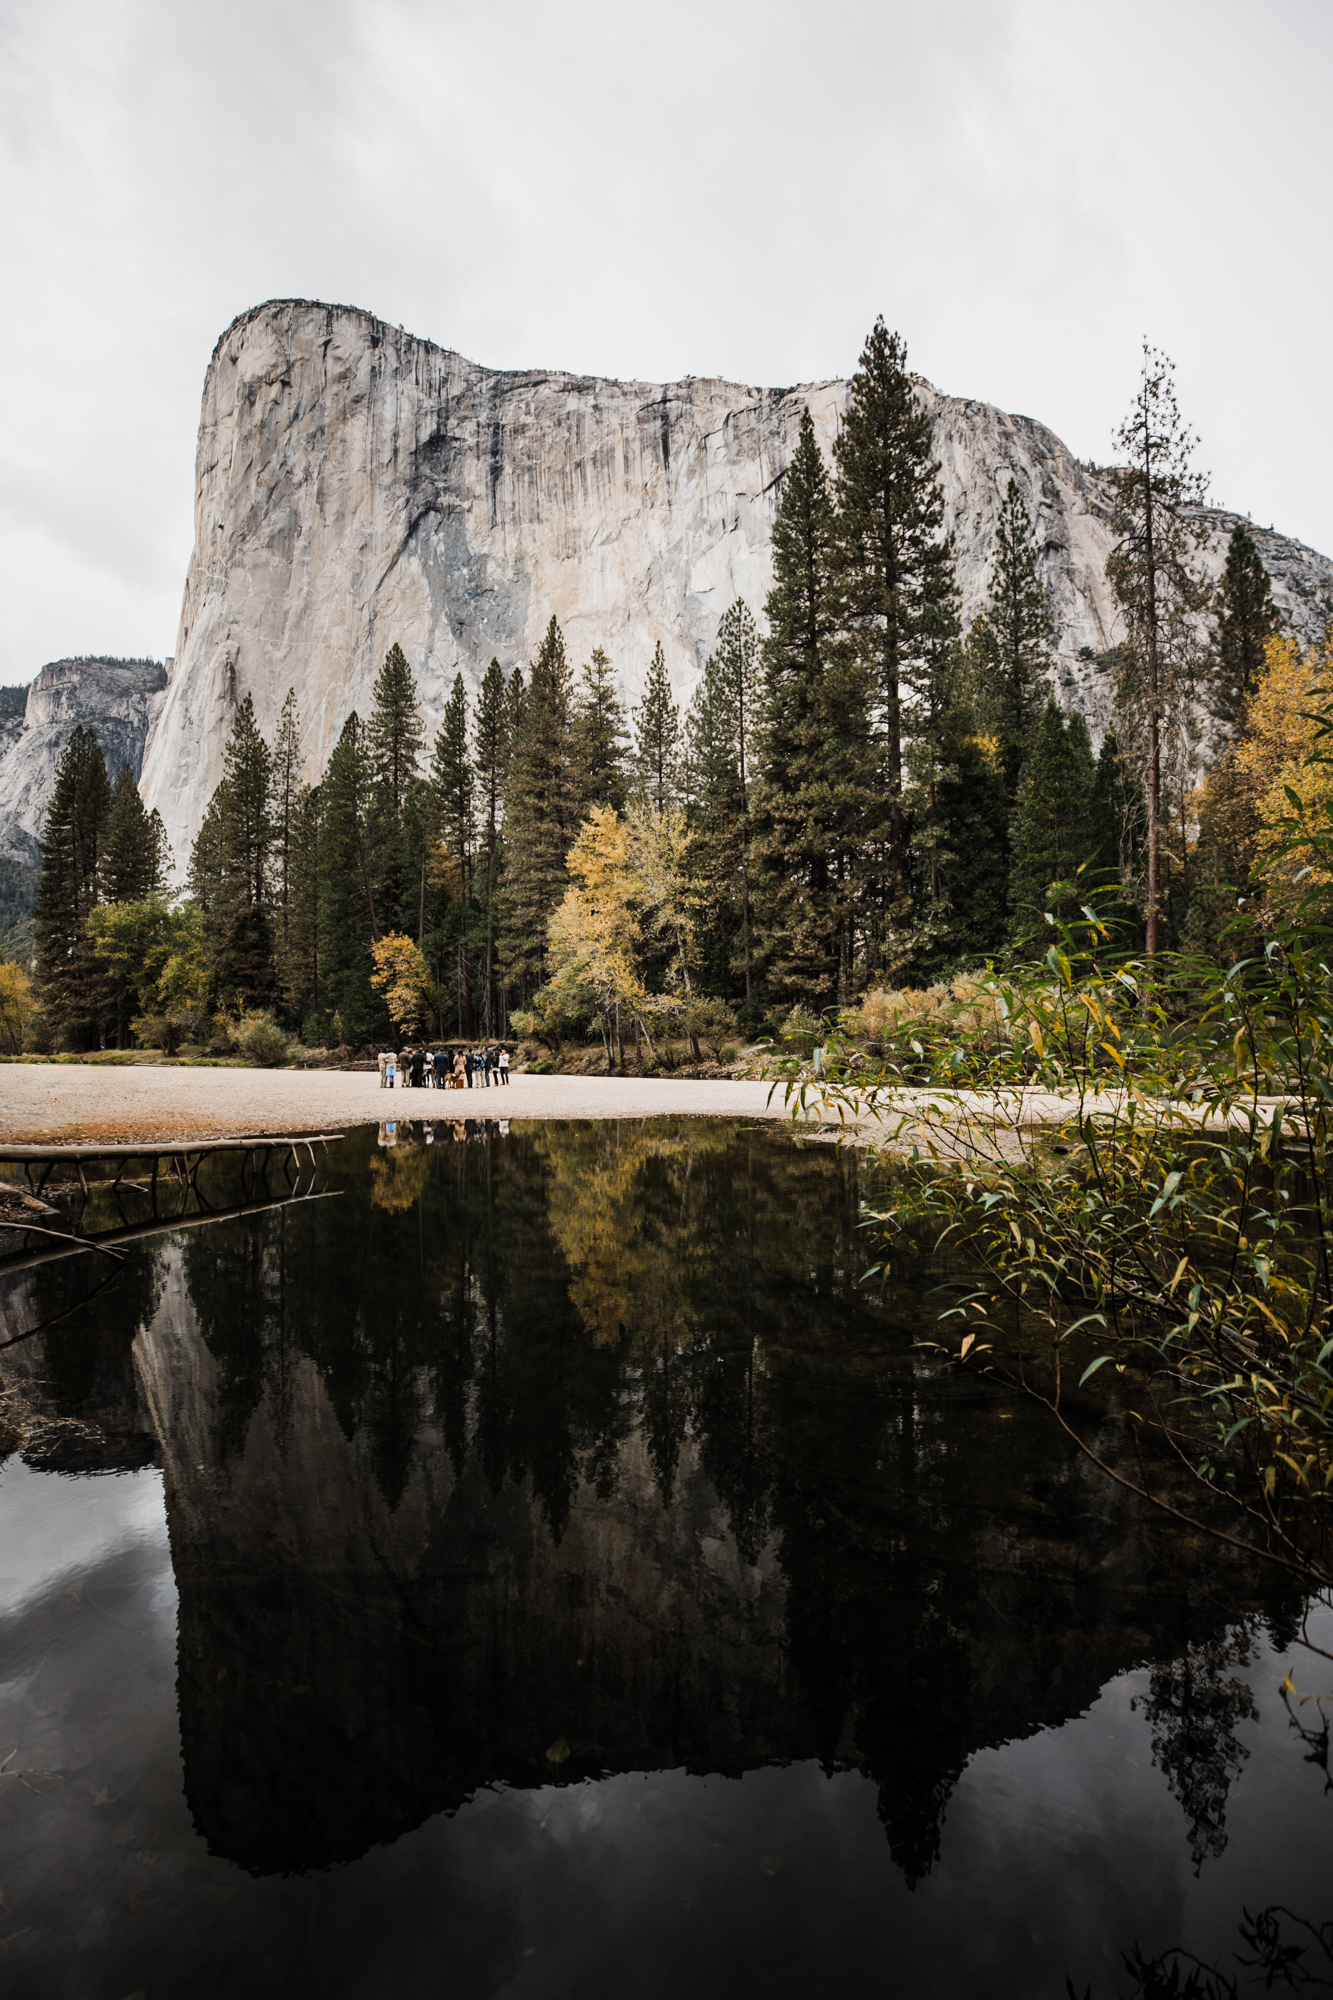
[0,0,1329,682]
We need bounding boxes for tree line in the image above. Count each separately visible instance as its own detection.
[25,320,1291,1055]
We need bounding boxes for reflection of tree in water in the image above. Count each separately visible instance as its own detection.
[1135,1628,1258,1871]
[174,1118,1304,1882]
[368,1142,433,1213]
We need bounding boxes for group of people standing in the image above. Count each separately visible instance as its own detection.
[378,1046,511,1090]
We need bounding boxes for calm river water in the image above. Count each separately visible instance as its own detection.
[0,1117,1328,1998]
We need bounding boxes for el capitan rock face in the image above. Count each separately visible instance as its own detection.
[77,294,1333,868]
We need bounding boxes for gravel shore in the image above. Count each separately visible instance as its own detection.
[0,1064,802,1146]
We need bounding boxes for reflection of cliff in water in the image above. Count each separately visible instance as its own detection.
[121,1122,1298,1879]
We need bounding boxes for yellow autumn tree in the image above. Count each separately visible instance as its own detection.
[546,805,652,1066]
[629,800,699,996]
[0,959,35,1054]
[1233,629,1333,901]
[370,932,435,1034]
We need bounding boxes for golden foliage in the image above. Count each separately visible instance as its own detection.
[548,806,649,1031]
[369,1141,433,1212]
[0,959,35,1054]
[370,932,433,1032]
[842,974,1007,1044]
[1233,630,1333,897]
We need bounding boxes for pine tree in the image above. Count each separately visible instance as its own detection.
[1107,343,1209,954]
[1009,699,1098,936]
[366,644,424,817]
[905,634,1011,975]
[277,783,322,1030]
[199,694,275,1008]
[572,646,630,814]
[632,641,681,811]
[688,602,762,997]
[271,689,302,993]
[33,726,114,1048]
[319,712,380,1040]
[99,766,166,904]
[1209,522,1276,736]
[751,407,869,1009]
[366,642,423,931]
[1088,729,1146,943]
[911,735,1011,981]
[974,478,1052,793]
[501,617,578,998]
[683,649,747,999]
[474,659,511,1035]
[431,673,475,1033]
[97,765,168,1043]
[832,318,959,923]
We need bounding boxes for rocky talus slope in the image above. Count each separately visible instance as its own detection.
[138,297,1333,870]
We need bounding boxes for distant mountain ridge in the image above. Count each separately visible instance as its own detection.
[0,656,167,865]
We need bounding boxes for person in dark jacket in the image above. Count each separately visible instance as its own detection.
[411,1048,426,1089]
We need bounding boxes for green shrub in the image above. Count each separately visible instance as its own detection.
[234,1010,294,1066]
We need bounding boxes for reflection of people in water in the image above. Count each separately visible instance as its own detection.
[499,1120,510,1136]
[378,1121,398,1147]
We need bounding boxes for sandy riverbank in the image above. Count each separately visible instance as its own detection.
[0,1061,1264,1153]
[0,1064,810,1146]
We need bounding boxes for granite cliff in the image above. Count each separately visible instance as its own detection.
[136,298,1333,871]
[0,655,167,865]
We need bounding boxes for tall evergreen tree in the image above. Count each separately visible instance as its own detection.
[32,726,114,1048]
[431,674,475,1033]
[501,617,578,998]
[202,694,275,1007]
[277,783,322,1029]
[832,318,959,923]
[271,688,302,979]
[572,646,630,814]
[1208,522,1277,736]
[751,407,869,1009]
[474,659,512,1035]
[366,644,424,817]
[910,736,1011,981]
[97,765,168,1043]
[710,602,761,996]
[366,643,424,930]
[683,649,748,999]
[1009,699,1098,935]
[632,641,681,811]
[1087,729,1146,942]
[1107,343,1209,954]
[319,712,380,1039]
[99,766,167,904]
[972,478,1052,793]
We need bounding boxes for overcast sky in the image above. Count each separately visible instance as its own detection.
[1,0,1328,685]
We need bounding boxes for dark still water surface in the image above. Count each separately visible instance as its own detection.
[0,1117,1328,1999]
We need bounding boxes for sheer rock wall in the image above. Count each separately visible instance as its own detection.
[139,297,1333,869]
